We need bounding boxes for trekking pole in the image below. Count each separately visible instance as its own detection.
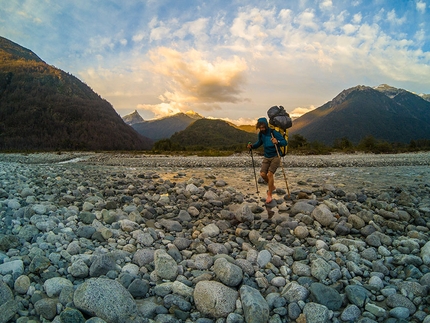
[248,143,260,201]
[271,134,290,198]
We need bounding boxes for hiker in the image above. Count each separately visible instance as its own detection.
[247,117,287,203]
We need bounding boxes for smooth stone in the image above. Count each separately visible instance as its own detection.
[303,302,330,323]
[154,249,178,281]
[309,282,342,310]
[240,285,270,323]
[74,278,138,323]
[194,281,238,318]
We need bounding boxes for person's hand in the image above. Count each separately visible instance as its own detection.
[271,138,278,144]
[247,143,252,149]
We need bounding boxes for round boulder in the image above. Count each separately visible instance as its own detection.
[194,281,238,318]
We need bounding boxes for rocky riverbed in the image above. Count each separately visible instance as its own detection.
[0,152,429,323]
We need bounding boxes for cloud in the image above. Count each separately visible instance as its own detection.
[319,0,333,11]
[174,17,209,41]
[386,9,406,25]
[290,106,316,119]
[230,7,273,42]
[295,10,319,30]
[150,24,171,42]
[416,1,427,13]
[8,0,429,123]
[137,47,248,118]
[206,116,257,126]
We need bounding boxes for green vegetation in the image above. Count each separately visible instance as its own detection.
[168,119,256,150]
[153,133,430,156]
[0,37,151,151]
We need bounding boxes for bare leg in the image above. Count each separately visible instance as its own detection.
[266,171,275,203]
[260,171,268,183]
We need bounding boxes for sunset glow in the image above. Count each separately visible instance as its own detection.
[1,1,429,125]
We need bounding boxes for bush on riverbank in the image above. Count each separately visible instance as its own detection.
[152,135,430,156]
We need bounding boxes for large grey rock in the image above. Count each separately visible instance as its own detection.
[421,241,430,265]
[0,259,24,278]
[34,298,57,320]
[240,285,269,323]
[14,275,31,294]
[17,224,40,241]
[386,294,417,315]
[201,223,220,237]
[132,248,155,266]
[59,307,86,323]
[89,253,118,277]
[74,278,138,323]
[303,302,330,323]
[0,281,18,323]
[290,201,315,215]
[309,282,342,310]
[311,257,331,281]
[312,204,337,227]
[194,281,238,318]
[192,253,214,270]
[68,259,89,278]
[236,204,254,223]
[341,304,361,322]
[345,285,369,307]
[44,277,73,297]
[213,258,243,287]
[154,249,178,281]
[265,242,294,257]
[159,218,182,232]
[281,282,309,302]
[257,250,272,268]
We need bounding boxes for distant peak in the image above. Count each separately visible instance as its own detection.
[374,84,395,90]
[374,84,406,98]
[0,36,44,63]
[123,110,144,125]
[329,85,372,106]
[184,110,204,119]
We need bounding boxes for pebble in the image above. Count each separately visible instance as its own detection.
[0,152,429,322]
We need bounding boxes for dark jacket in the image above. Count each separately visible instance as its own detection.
[251,117,287,158]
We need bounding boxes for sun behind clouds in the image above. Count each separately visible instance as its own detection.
[137,47,248,118]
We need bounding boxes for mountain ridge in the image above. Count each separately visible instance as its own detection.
[0,36,152,151]
[289,84,430,145]
[169,118,256,149]
[130,111,204,141]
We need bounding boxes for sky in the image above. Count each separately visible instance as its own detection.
[1,0,429,125]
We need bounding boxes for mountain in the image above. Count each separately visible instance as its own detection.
[289,84,430,145]
[420,94,430,102]
[237,124,256,133]
[170,118,256,148]
[123,110,144,125]
[131,111,203,141]
[0,36,152,151]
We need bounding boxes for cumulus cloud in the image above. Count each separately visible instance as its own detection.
[319,0,333,11]
[207,116,257,126]
[290,106,316,119]
[295,10,319,30]
[230,8,272,42]
[174,17,209,41]
[386,9,406,25]
[8,1,429,123]
[137,47,248,118]
[416,1,427,13]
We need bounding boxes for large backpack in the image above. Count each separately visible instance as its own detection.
[267,106,292,156]
[267,105,292,130]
